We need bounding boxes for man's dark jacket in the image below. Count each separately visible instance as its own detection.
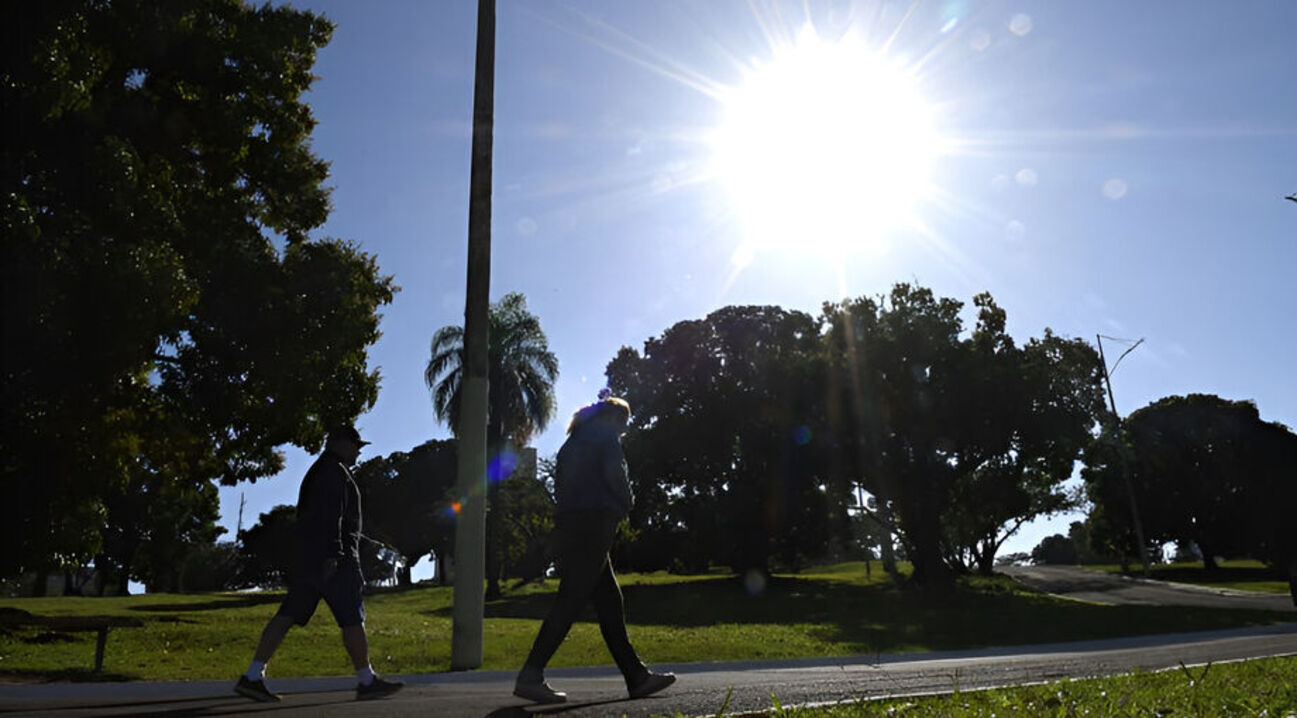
[292,449,362,575]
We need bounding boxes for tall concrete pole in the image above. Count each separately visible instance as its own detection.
[1097,335,1150,576]
[451,0,495,671]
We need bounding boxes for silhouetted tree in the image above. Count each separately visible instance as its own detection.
[1031,534,1078,565]
[2,0,395,581]
[822,285,1104,588]
[822,285,964,589]
[1068,520,1116,565]
[354,440,458,587]
[1086,394,1296,571]
[237,505,297,589]
[425,292,558,598]
[1246,418,1297,585]
[940,311,1105,575]
[180,541,241,592]
[497,472,557,583]
[608,305,847,576]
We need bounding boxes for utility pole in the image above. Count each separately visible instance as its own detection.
[451,0,495,671]
[1096,335,1150,576]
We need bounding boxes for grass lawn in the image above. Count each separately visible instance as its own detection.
[1,562,1292,682]
[1081,559,1292,594]
[752,655,1297,717]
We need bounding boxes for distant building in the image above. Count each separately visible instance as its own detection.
[513,446,537,482]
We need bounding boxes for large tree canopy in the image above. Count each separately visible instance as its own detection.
[1084,394,1297,570]
[1,0,395,580]
[608,305,847,575]
[606,285,1103,589]
[353,440,459,587]
[821,285,1104,587]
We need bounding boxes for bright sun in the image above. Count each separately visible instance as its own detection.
[711,28,942,265]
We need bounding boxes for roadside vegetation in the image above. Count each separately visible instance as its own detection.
[725,655,1297,717]
[1081,559,1291,595]
[1,562,1290,682]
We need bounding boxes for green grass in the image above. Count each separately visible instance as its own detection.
[1082,559,1291,594]
[744,655,1297,717]
[1,562,1291,682]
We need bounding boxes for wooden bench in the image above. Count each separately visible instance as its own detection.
[0,608,144,672]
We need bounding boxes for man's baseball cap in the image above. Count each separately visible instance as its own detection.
[328,424,371,447]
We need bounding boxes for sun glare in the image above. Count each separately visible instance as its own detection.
[711,27,942,266]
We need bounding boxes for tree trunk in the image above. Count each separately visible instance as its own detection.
[31,569,48,597]
[900,472,954,592]
[908,522,953,592]
[876,504,899,578]
[93,556,107,596]
[398,564,412,587]
[976,539,997,575]
[880,534,898,577]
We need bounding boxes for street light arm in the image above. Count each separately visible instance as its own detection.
[1109,337,1144,377]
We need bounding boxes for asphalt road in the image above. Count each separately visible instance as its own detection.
[1001,564,1297,612]
[2,568,1293,717]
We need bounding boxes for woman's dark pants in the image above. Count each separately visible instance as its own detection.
[521,509,647,683]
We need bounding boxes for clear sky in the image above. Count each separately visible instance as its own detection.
[217,0,1297,575]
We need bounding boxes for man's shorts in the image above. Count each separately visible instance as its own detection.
[276,562,366,628]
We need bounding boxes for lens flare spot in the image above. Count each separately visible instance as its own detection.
[793,425,813,446]
[1009,13,1033,37]
[1102,178,1128,200]
[743,569,767,597]
[450,502,462,516]
[488,449,519,483]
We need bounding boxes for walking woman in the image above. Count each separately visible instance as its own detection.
[513,395,675,704]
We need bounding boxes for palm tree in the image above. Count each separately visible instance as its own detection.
[425,292,558,598]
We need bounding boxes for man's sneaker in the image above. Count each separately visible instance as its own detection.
[355,675,404,701]
[234,675,281,703]
[628,671,676,699]
[513,680,567,704]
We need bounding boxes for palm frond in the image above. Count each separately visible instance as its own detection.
[424,292,559,442]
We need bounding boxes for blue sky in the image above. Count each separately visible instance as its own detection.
[218,1,1297,573]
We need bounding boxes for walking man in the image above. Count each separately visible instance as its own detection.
[234,425,404,702]
[513,395,675,704]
